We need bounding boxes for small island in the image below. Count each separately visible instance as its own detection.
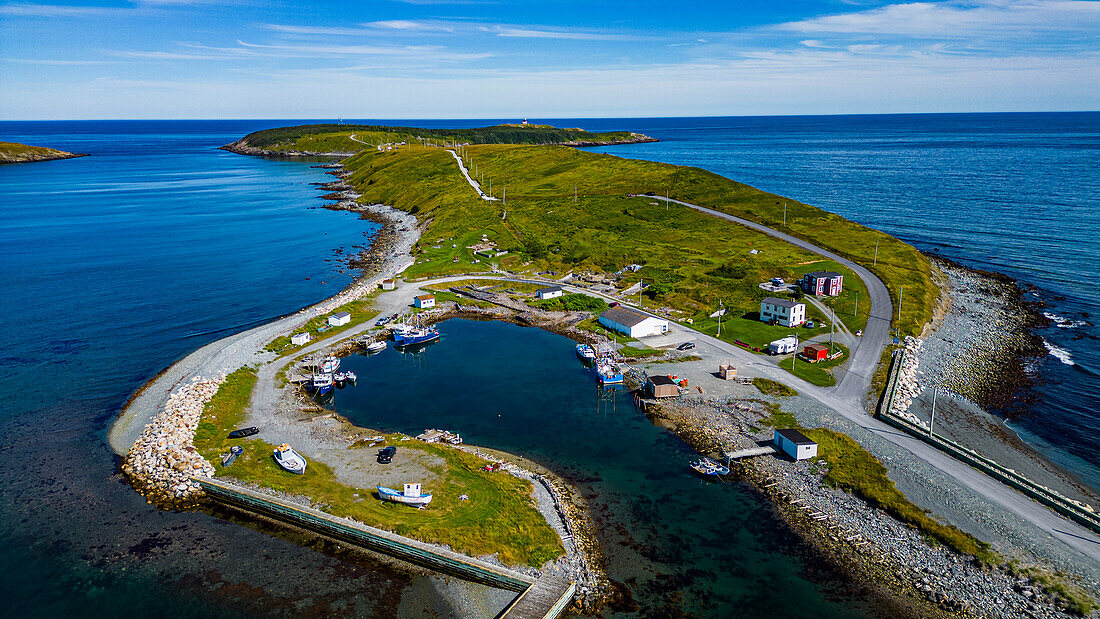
[0,140,87,164]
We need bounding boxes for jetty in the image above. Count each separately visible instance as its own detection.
[196,477,576,618]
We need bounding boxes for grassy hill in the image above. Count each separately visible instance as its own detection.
[0,141,84,164]
[342,144,937,337]
[223,123,655,156]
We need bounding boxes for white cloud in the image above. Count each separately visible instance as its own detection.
[494,27,635,41]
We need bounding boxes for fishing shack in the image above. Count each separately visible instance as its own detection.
[290,332,311,346]
[414,294,436,309]
[328,311,351,327]
[774,428,818,461]
[648,375,680,398]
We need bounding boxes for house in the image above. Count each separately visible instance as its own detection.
[801,271,843,296]
[760,297,806,328]
[291,332,311,346]
[381,279,396,291]
[648,375,680,398]
[803,343,828,362]
[773,428,818,461]
[413,294,436,309]
[598,306,669,338]
[328,311,351,327]
[536,286,564,300]
[768,335,799,355]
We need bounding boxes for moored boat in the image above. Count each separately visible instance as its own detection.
[320,355,340,373]
[596,359,623,384]
[227,426,259,439]
[366,341,386,354]
[273,443,307,474]
[311,372,333,394]
[221,445,243,467]
[576,344,596,360]
[377,483,432,506]
[395,326,440,347]
[343,370,357,383]
[690,457,729,477]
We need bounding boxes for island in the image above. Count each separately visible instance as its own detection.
[111,123,1098,617]
[0,140,87,164]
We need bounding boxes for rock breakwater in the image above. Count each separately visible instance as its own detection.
[121,376,224,507]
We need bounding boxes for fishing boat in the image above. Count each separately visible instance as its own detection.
[311,372,333,395]
[377,483,432,506]
[596,359,623,384]
[333,371,347,383]
[576,344,596,360]
[343,370,357,383]
[320,355,340,373]
[690,457,729,477]
[221,445,243,467]
[366,341,386,354]
[227,426,259,439]
[396,326,440,347]
[273,444,307,474]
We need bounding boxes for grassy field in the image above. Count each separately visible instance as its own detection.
[339,144,936,341]
[778,342,851,387]
[530,292,607,312]
[753,378,798,397]
[233,123,651,156]
[801,428,999,564]
[264,292,380,354]
[193,368,563,566]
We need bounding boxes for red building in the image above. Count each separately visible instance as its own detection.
[803,343,829,362]
[801,271,843,296]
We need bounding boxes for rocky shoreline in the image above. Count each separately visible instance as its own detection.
[0,151,88,164]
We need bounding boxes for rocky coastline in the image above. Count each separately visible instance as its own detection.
[0,149,88,164]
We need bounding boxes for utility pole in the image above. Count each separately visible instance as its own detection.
[874,239,879,266]
[783,202,787,227]
[854,291,859,319]
[489,178,492,197]
[717,299,723,336]
[574,184,577,203]
[929,387,937,437]
[898,285,904,323]
[503,186,506,206]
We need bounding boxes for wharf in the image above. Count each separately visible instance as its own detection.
[195,477,576,618]
[724,445,778,460]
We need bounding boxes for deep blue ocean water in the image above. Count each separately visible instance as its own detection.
[1,114,1097,615]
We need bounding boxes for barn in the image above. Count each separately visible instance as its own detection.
[536,286,564,300]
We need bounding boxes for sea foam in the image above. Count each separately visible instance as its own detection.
[1043,339,1075,366]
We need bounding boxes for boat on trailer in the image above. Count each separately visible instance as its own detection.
[273,443,307,474]
[377,483,432,506]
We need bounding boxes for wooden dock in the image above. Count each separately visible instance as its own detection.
[499,575,576,619]
[723,445,778,460]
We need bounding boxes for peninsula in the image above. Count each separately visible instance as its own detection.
[112,123,1099,617]
[0,140,86,164]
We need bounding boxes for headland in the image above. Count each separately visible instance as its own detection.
[0,140,87,164]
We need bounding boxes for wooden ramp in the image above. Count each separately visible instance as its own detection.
[498,575,576,619]
[724,445,778,460]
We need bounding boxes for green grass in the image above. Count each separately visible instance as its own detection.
[1006,562,1096,615]
[778,342,850,386]
[0,140,77,162]
[802,428,999,564]
[753,378,798,397]
[193,369,562,566]
[264,293,378,354]
[693,305,834,351]
[617,344,664,359]
[530,293,608,312]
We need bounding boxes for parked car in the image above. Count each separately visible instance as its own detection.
[377,446,397,464]
[677,342,696,351]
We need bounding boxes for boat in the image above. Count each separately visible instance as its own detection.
[333,371,347,382]
[377,483,432,506]
[320,355,340,373]
[311,372,333,395]
[690,457,729,477]
[576,344,596,360]
[596,359,623,384]
[227,426,259,439]
[273,443,307,474]
[343,370,357,383]
[221,445,243,467]
[366,341,386,354]
[395,326,440,347]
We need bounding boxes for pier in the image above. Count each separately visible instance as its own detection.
[195,477,576,618]
[724,445,778,460]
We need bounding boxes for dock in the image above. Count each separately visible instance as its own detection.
[195,477,576,618]
[723,445,778,460]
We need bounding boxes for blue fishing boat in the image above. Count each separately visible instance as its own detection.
[596,359,623,384]
[394,326,440,347]
[377,483,432,506]
[311,372,333,395]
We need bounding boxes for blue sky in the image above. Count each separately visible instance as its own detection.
[1,0,1098,119]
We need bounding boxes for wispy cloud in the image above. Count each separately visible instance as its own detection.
[263,24,367,36]
[0,3,119,17]
[493,27,635,41]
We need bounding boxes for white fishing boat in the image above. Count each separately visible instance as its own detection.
[320,355,340,373]
[274,443,307,474]
[377,482,432,506]
[343,370,357,382]
[311,372,333,395]
[366,341,386,354]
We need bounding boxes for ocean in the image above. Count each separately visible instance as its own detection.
[1,114,1096,615]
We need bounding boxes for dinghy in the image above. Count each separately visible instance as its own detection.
[366,341,386,354]
[227,426,259,439]
[221,445,243,467]
[273,443,307,474]
[377,483,432,506]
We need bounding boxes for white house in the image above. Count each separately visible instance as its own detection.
[768,335,799,355]
[381,278,396,291]
[536,286,564,300]
[598,306,669,338]
[774,428,818,461]
[414,294,436,309]
[328,311,351,327]
[291,332,311,346]
[760,297,806,327]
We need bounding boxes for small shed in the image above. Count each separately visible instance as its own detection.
[381,279,396,291]
[291,332,311,346]
[328,311,351,327]
[774,428,818,461]
[536,286,564,300]
[413,295,436,309]
[768,335,799,355]
[648,375,680,398]
[719,364,737,380]
[803,343,828,362]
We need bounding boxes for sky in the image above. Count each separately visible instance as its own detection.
[1,0,1098,119]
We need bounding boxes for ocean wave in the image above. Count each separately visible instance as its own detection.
[1043,339,1075,366]
[1043,311,1088,329]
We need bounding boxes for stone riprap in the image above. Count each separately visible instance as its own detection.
[121,376,224,507]
[890,336,929,430]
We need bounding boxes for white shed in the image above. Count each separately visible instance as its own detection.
[414,295,436,309]
[381,279,396,291]
[536,286,564,300]
[768,335,799,355]
[291,332,311,346]
[774,428,818,461]
[598,306,669,338]
[328,311,351,327]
